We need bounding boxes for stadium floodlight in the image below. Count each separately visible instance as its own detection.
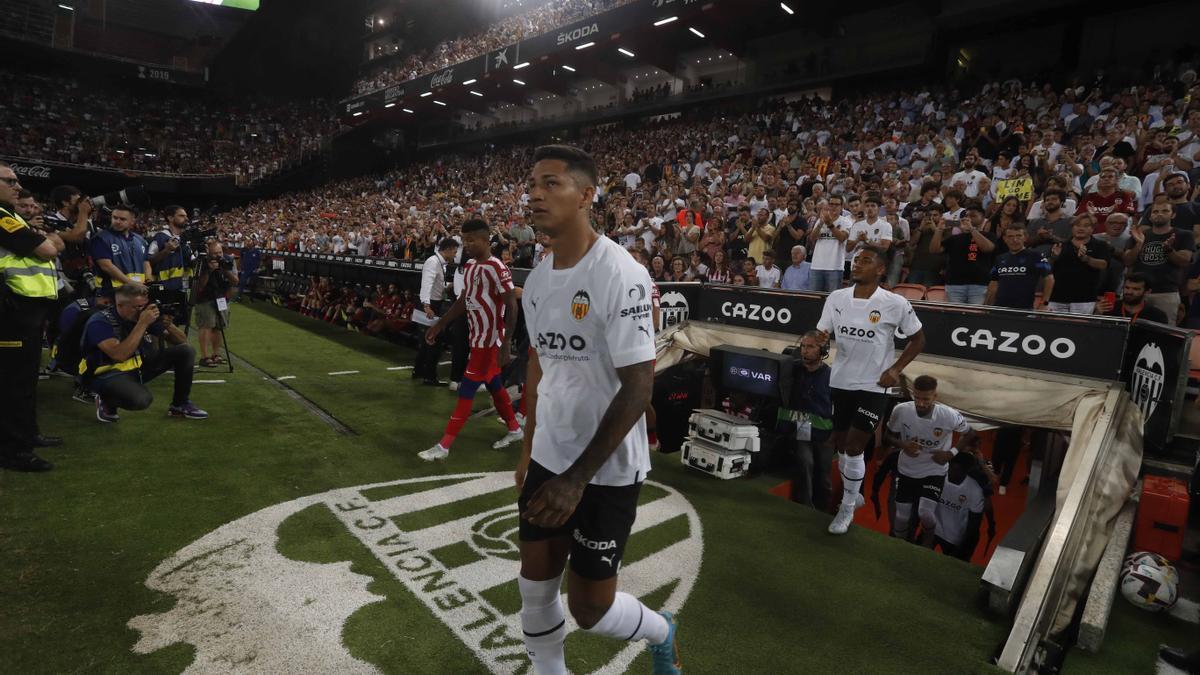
[561,65,576,72]
[513,78,525,85]
[780,2,794,14]
[470,90,484,97]
[462,79,477,85]
[618,47,636,58]
[384,102,396,108]
[514,62,530,70]
[420,91,433,97]
[402,108,414,113]
[575,41,595,50]
[654,16,677,26]
[352,111,363,116]
[689,27,705,38]
[433,100,447,106]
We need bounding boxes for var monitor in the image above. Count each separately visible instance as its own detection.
[709,345,793,401]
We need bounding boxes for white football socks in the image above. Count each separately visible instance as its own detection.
[519,574,567,675]
[840,452,866,508]
[586,592,669,645]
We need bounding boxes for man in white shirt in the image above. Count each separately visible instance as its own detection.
[817,246,926,535]
[516,145,680,675]
[756,251,781,288]
[949,158,989,199]
[933,451,993,560]
[883,375,975,544]
[807,197,851,292]
[412,238,459,385]
[846,195,893,258]
[748,185,769,216]
[623,170,642,190]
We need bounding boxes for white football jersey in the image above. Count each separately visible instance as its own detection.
[935,474,985,546]
[816,286,922,392]
[522,236,656,486]
[887,401,970,478]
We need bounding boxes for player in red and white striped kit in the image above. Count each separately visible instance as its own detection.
[419,219,523,461]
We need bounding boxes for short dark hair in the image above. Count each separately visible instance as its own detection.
[112,205,136,217]
[437,237,460,252]
[163,204,186,220]
[920,181,940,196]
[865,195,882,206]
[462,218,489,235]
[913,375,938,392]
[1124,271,1149,288]
[1043,188,1067,202]
[963,201,984,215]
[50,185,81,208]
[16,189,33,200]
[533,144,597,187]
[857,244,888,264]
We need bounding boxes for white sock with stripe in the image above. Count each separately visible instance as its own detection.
[586,592,669,645]
[519,574,567,675]
[840,452,866,508]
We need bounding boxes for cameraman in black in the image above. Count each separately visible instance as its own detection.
[42,185,94,298]
[193,239,238,368]
[81,282,208,421]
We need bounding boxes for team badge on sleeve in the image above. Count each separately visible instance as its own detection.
[570,290,591,321]
[1,216,26,233]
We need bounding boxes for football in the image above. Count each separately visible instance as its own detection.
[1119,563,1179,612]
[1124,551,1180,586]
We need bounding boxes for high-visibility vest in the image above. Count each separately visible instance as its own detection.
[78,307,143,377]
[0,207,57,299]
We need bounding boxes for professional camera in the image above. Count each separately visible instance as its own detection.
[204,253,235,272]
[90,185,150,210]
[147,283,189,321]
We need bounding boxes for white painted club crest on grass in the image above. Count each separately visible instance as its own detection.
[128,472,703,674]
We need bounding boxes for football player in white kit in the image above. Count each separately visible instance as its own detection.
[883,375,976,543]
[514,145,681,675]
[816,245,926,535]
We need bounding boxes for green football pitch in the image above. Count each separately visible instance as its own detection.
[3,303,1033,674]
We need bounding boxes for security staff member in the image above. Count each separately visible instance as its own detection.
[91,205,152,297]
[0,162,62,472]
[413,238,459,385]
[148,205,191,292]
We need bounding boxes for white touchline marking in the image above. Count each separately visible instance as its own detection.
[438,360,452,366]
[328,370,360,376]
[277,375,297,381]
[386,366,412,371]
[193,380,226,384]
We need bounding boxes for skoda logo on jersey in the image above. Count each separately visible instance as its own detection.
[660,290,690,328]
[1131,342,1165,421]
[127,472,703,675]
[868,310,881,324]
[570,290,590,321]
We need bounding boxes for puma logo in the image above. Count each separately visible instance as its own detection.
[637,325,651,338]
[601,554,615,567]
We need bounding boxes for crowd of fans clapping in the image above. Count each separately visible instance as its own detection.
[0,69,339,182]
[353,0,636,96]
[229,65,1200,326]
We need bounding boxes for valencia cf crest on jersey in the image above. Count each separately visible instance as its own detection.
[868,310,882,324]
[571,290,591,321]
[933,428,944,438]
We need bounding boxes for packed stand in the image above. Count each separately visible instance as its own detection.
[0,70,339,182]
[232,68,1200,327]
[353,0,635,95]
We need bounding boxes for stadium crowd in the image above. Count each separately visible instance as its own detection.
[354,0,636,95]
[234,69,1200,328]
[0,69,338,182]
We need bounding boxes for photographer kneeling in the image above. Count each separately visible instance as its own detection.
[194,240,238,368]
[81,283,208,422]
